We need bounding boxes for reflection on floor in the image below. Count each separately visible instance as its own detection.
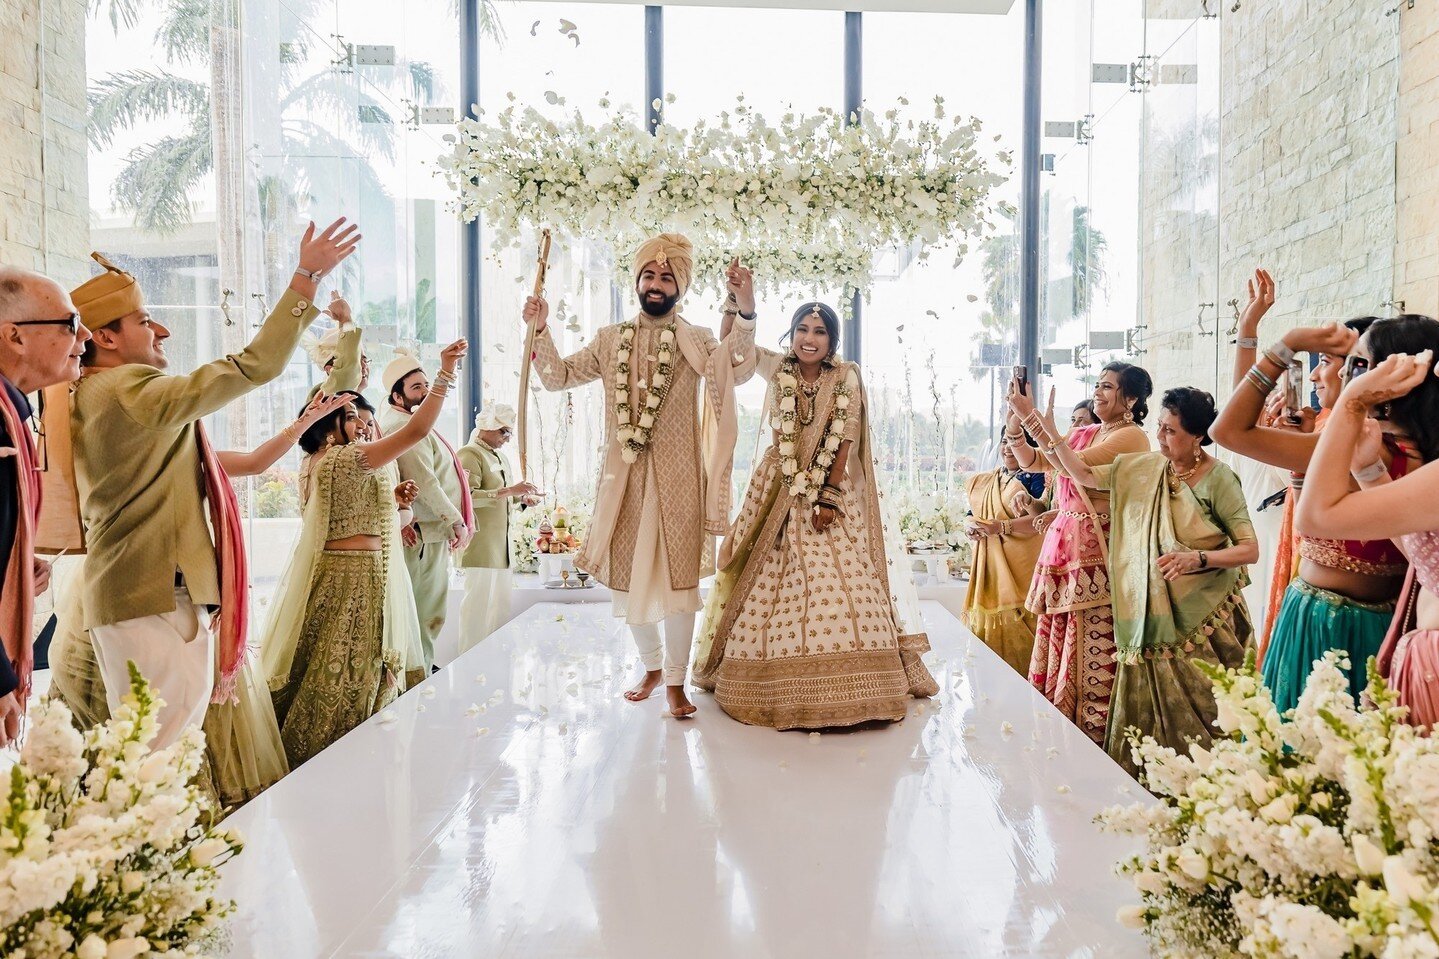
[218,601,1150,958]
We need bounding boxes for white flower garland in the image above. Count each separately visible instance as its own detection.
[773,359,857,501]
[614,321,677,464]
[440,94,1008,295]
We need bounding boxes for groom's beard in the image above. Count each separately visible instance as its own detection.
[639,291,678,317]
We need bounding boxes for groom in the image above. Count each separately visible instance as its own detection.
[524,235,756,716]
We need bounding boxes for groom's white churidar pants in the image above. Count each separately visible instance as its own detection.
[90,587,214,751]
[609,462,700,686]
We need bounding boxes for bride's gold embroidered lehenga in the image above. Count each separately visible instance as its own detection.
[693,349,938,729]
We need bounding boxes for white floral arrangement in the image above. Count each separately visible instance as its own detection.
[512,499,592,573]
[1099,651,1439,959]
[439,94,1008,295]
[772,360,855,501]
[0,664,242,958]
[614,322,676,464]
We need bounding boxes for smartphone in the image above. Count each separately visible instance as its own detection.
[1346,355,1370,380]
[1282,360,1305,416]
[1013,364,1029,396]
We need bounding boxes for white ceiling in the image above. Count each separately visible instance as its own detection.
[526,0,1016,15]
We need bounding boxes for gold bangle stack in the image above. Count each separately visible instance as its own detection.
[281,423,302,444]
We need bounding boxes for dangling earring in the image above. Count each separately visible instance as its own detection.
[1123,406,1135,424]
[1193,446,1202,468]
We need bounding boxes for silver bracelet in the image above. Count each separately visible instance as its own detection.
[1265,340,1296,366]
[1353,460,1388,484]
[1236,336,1258,350]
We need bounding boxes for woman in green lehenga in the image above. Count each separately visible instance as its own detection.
[1040,387,1259,776]
[261,340,465,768]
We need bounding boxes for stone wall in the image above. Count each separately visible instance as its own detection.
[1143,0,1399,392]
[0,0,89,284]
[1396,1,1439,316]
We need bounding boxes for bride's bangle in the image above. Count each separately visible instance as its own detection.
[1353,460,1388,484]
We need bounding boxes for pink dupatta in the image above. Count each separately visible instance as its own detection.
[0,385,39,710]
[196,424,247,704]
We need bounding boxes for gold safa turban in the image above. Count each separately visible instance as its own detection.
[70,252,143,329]
[632,233,694,299]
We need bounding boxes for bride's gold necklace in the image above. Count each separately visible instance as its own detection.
[796,369,822,427]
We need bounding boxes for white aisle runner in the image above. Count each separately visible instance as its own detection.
[218,601,1151,958]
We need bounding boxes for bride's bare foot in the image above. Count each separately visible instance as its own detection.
[666,685,697,718]
[624,669,663,702]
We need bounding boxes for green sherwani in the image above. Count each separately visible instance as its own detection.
[380,403,465,668]
[307,325,362,401]
[73,288,319,628]
[456,441,512,570]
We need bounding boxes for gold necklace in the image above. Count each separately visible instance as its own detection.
[1167,451,1205,493]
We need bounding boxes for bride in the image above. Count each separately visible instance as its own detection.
[693,302,938,728]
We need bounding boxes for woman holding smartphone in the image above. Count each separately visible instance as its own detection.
[1008,362,1152,744]
[1212,310,1418,714]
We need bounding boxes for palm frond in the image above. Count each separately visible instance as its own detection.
[156,0,212,65]
[279,74,398,161]
[90,0,145,34]
[110,125,213,233]
[87,69,210,148]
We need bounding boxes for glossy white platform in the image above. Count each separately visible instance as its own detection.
[218,601,1151,958]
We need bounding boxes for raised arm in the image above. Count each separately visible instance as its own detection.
[362,340,467,471]
[118,220,360,430]
[1210,323,1356,473]
[218,392,350,477]
[1230,268,1274,389]
[319,294,363,394]
[1297,351,1438,542]
[523,295,604,390]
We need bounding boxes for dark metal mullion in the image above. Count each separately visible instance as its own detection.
[1018,0,1043,379]
[460,0,483,423]
[843,11,862,364]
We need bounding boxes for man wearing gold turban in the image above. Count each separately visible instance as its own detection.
[64,219,360,749]
[523,234,757,717]
[455,404,538,652]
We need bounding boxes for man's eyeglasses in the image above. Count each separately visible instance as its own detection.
[12,314,83,334]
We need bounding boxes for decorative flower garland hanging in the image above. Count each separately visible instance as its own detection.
[773,359,856,501]
[440,94,1009,295]
[614,321,677,464]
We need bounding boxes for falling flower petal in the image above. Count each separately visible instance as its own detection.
[1056,785,1071,794]
[422,686,437,699]
[465,704,481,717]
[1000,721,1014,737]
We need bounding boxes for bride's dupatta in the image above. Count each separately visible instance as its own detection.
[693,353,933,692]
[1107,452,1248,665]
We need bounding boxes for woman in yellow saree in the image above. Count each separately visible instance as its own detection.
[962,439,1054,674]
[1047,387,1258,776]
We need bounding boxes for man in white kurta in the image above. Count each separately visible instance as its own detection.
[523,235,756,716]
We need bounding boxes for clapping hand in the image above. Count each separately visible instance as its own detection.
[1238,268,1275,336]
[394,480,419,509]
[323,291,353,326]
[725,258,756,316]
[440,339,468,374]
[297,392,350,430]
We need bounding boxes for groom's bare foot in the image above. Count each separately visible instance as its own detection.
[624,669,663,702]
[666,685,697,718]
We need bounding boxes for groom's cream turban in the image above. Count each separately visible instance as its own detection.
[632,233,694,298]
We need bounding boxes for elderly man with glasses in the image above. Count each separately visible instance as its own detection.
[455,404,539,653]
[0,267,92,745]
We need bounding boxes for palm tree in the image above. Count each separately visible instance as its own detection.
[1069,205,1108,319]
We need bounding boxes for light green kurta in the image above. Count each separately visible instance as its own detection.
[307,325,363,401]
[72,288,319,628]
[456,441,512,570]
[379,405,465,544]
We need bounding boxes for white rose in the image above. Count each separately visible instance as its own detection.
[779,441,796,457]
[1384,855,1429,903]
[835,395,849,409]
[137,752,168,783]
[614,376,628,391]
[780,396,796,412]
[781,420,794,435]
[617,348,631,362]
[1134,869,1168,896]
[1259,793,1297,824]
[825,435,841,452]
[651,373,667,389]
[646,394,661,410]
[638,412,655,428]
[1187,743,1213,771]
[660,329,675,346]
[190,836,230,867]
[1176,851,1208,880]
[1243,769,1273,805]
[78,935,107,959]
[1116,904,1146,930]
[1353,834,1385,876]
[1214,697,1239,733]
[121,870,145,894]
[622,447,639,464]
[106,939,151,959]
